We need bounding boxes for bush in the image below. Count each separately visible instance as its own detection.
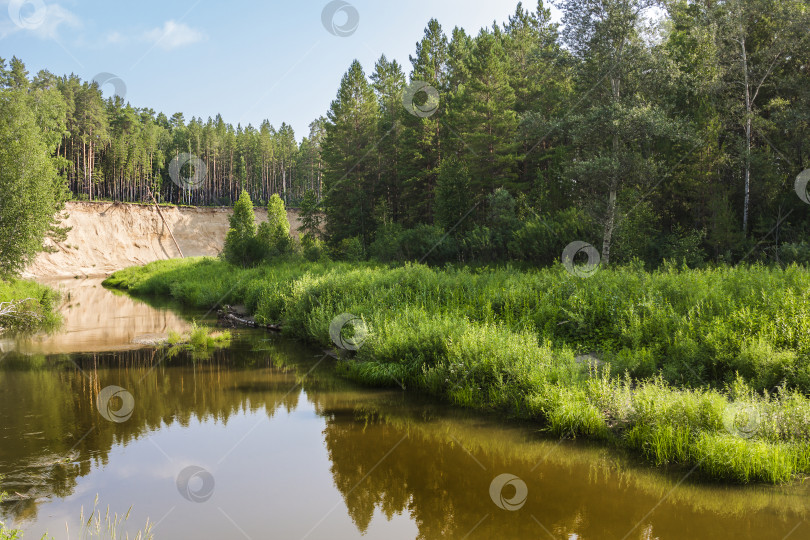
[368,223,404,262]
[780,242,810,266]
[509,207,595,265]
[335,236,364,261]
[301,233,328,262]
[368,224,456,264]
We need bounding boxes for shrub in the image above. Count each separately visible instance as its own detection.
[335,236,364,261]
[509,207,595,266]
[301,233,327,262]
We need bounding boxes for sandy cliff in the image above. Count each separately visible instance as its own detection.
[23,201,302,279]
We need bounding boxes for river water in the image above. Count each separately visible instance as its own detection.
[0,278,807,539]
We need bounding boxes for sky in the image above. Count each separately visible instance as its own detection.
[0,0,562,140]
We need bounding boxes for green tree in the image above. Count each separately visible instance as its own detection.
[298,189,323,239]
[0,74,68,276]
[257,193,292,257]
[222,190,257,266]
[453,30,519,198]
[434,158,472,235]
[400,19,449,225]
[321,60,379,247]
[371,55,407,224]
[559,0,690,265]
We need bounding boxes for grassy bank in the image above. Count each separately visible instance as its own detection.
[0,279,60,335]
[105,258,810,483]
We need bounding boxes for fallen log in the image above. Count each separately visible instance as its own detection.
[217,306,281,332]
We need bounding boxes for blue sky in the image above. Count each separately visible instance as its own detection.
[0,0,562,140]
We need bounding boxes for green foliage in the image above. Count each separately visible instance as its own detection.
[222,190,258,266]
[108,259,810,483]
[434,159,471,234]
[257,194,293,258]
[297,189,322,239]
[335,236,364,262]
[222,190,293,265]
[9,0,810,267]
[0,79,68,277]
[168,321,231,357]
[0,278,61,334]
[301,233,328,262]
[509,208,596,265]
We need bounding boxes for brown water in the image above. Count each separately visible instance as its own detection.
[0,280,808,540]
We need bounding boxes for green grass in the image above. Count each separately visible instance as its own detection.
[104,258,810,483]
[167,321,231,359]
[0,278,60,335]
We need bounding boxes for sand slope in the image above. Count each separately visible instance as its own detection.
[23,202,302,279]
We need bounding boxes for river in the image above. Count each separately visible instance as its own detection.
[0,278,807,539]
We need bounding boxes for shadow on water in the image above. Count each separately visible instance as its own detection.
[0,279,807,539]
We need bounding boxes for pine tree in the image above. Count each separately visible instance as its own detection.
[298,189,323,239]
[321,60,379,247]
[453,30,519,200]
[400,19,449,226]
[371,55,406,224]
[223,189,257,266]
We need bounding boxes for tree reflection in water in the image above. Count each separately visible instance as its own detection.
[0,335,807,539]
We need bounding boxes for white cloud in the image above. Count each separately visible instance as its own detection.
[0,1,80,40]
[105,30,125,44]
[144,20,205,50]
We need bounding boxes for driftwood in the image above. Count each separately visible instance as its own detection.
[217,306,281,332]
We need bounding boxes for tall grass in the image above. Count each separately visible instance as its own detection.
[105,258,810,483]
[0,279,60,334]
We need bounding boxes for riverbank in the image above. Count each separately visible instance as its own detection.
[0,279,60,336]
[22,201,304,279]
[104,258,810,484]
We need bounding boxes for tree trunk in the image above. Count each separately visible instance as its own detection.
[741,32,752,235]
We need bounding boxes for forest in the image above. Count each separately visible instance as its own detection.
[2,0,809,272]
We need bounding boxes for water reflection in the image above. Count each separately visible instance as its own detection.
[0,337,807,540]
[2,278,193,355]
